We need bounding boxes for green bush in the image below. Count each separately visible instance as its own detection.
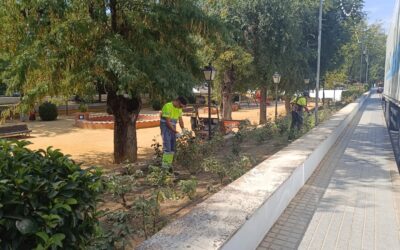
[275,116,290,135]
[78,103,88,112]
[341,86,365,104]
[39,102,58,121]
[175,131,224,174]
[151,100,162,111]
[202,155,251,184]
[0,83,6,96]
[0,140,104,250]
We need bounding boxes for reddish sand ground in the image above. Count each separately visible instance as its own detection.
[22,104,289,168]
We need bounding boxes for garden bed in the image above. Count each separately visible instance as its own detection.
[75,114,160,130]
[94,103,346,249]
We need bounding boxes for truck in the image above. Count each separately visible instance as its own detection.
[383,0,400,131]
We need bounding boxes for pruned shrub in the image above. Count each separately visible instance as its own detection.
[0,140,104,250]
[275,115,290,135]
[38,102,58,121]
[151,100,162,111]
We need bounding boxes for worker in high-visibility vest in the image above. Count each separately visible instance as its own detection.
[160,96,188,169]
[290,92,310,132]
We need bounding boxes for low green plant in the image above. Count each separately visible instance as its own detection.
[251,120,277,144]
[202,155,251,184]
[0,140,103,250]
[275,115,290,135]
[232,130,244,156]
[151,100,162,111]
[178,178,198,200]
[202,157,226,184]
[78,103,88,112]
[175,131,224,174]
[132,196,160,239]
[95,210,135,249]
[38,102,58,121]
[106,174,137,208]
[151,139,163,166]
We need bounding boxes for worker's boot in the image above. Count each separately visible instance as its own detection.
[161,152,174,172]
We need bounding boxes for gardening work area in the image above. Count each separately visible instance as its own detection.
[91,102,346,248]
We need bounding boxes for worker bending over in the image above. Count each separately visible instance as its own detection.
[289,92,309,138]
[160,96,187,169]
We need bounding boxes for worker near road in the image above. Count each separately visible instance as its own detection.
[289,91,309,136]
[160,96,188,169]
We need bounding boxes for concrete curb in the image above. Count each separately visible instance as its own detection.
[137,92,370,250]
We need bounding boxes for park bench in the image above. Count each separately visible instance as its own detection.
[0,124,32,138]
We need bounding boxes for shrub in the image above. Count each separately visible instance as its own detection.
[0,140,104,250]
[78,103,88,112]
[252,121,277,144]
[175,131,224,174]
[0,83,6,96]
[38,102,58,121]
[341,86,365,104]
[151,100,162,111]
[202,155,251,184]
[178,178,198,200]
[275,116,290,135]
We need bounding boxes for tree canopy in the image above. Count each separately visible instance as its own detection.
[0,0,387,161]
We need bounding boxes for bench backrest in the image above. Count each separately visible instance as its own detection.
[0,124,29,134]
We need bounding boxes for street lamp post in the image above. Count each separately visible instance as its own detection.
[203,63,217,140]
[365,52,369,86]
[359,41,364,83]
[315,0,323,125]
[273,72,281,121]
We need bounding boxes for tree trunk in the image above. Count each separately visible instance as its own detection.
[259,86,267,124]
[221,65,235,120]
[107,91,141,163]
[284,96,291,115]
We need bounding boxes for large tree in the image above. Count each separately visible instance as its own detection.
[0,0,213,163]
[197,0,254,120]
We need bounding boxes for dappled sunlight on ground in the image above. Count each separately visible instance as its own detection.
[7,104,293,168]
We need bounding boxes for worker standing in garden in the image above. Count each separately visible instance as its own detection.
[160,96,188,169]
[289,92,309,139]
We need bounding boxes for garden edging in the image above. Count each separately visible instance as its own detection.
[137,92,370,250]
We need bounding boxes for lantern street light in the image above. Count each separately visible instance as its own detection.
[203,63,217,140]
[273,72,281,121]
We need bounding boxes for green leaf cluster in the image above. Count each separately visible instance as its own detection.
[0,140,104,249]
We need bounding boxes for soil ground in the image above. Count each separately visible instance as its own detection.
[2,102,317,248]
[19,103,289,169]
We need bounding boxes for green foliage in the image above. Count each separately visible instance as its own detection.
[325,70,348,89]
[252,121,278,144]
[151,100,162,111]
[151,139,163,166]
[0,82,5,96]
[178,178,198,200]
[38,102,58,121]
[202,155,251,184]
[78,103,88,112]
[341,86,365,103]
[275,116,291,135]
[339,22,387,84]
[0,140,103,250]
[175,131,224,174]
[106,175,137,208]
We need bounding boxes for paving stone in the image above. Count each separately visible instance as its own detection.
[257,93,400,250]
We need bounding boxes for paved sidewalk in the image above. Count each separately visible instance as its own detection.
[257,93,400,250]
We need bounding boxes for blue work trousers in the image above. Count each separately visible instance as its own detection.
[160,120,176,153]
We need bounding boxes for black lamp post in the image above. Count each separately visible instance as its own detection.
[203,63,217,140]
[273,72,281,121]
